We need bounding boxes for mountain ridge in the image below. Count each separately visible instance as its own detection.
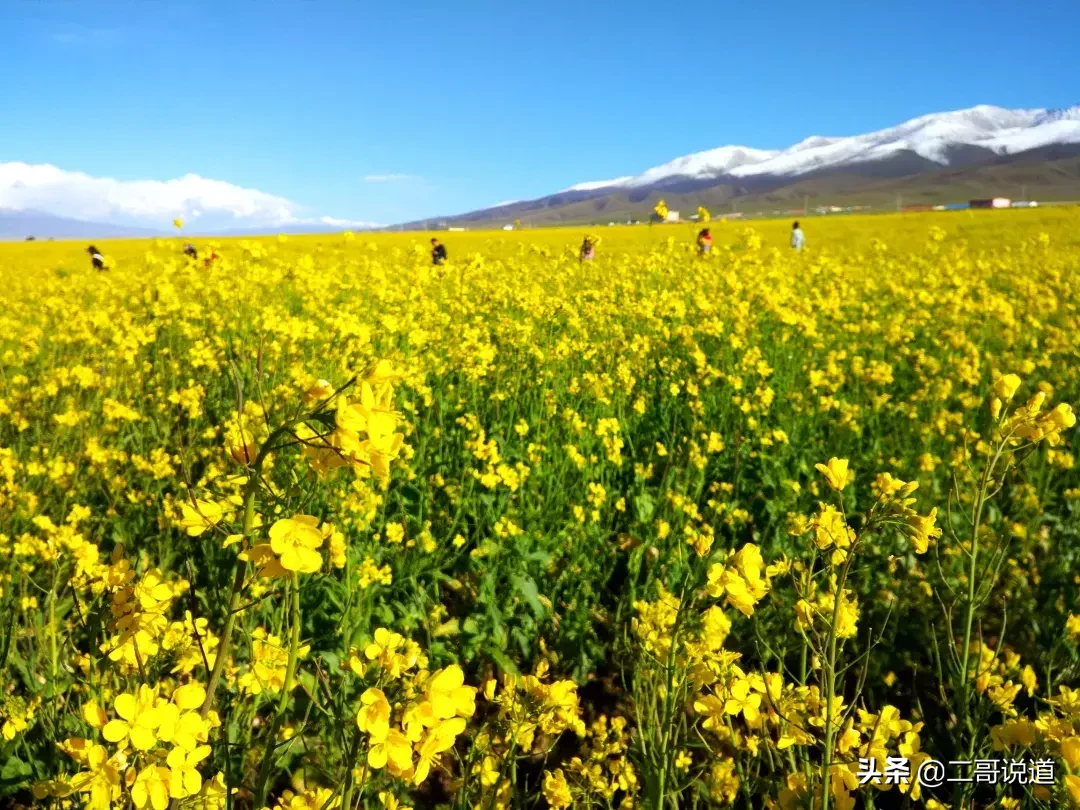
[564,103,1080,191]
[400,103,1080,228]
[0,208,165,240]
[0,208,376,241]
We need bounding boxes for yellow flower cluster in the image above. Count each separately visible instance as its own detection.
[351,630,475,786]
[35,681,223,810]
[2,211,1078,809]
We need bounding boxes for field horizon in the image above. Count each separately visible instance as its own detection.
[2,207,1079,810]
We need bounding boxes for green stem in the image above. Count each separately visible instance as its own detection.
[198,480,256,718]
[48,572,58,682]
[340,726,364,810]
[951,441,1005,810]
[820,553,855,810]
[655,580,693,809]
[957,449,998,712]
[254,573,303,808]
[199,418,301,719]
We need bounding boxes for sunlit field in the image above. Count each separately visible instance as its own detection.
[2,209,1079,810]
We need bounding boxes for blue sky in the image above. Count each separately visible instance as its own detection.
[2,0,1078,227]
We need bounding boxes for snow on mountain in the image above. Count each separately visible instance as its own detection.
[566,104,1080,192]
[1035,106,1080,124]
[564,177,635,192]
[631,146,779,185]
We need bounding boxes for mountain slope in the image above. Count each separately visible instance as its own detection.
[400,104,1080,228]
[564,104,1080,190]
[0,208,379,240]
[400,156,1080,229]
[0,208,165,240]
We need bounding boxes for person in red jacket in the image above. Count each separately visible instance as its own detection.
[697,228,713,257]
[580,237,595,262]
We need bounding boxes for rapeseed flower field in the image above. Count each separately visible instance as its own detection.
[1,210,1078,810]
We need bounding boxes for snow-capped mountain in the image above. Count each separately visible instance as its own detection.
[563,104,1080,192]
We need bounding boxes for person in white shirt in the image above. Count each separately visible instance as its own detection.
[86,245,105,270]
[790,221,806,251]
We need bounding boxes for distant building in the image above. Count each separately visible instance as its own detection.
[502,224,514,230]
[448,226,466,232]
[969,198,1011,209]
[1011,200,1039,208]
[665,210,680,223]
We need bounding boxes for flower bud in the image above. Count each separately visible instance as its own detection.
[231,441,256,465]
[993,373,1021,401]
[304,379,333,404]
[1048,403,1076,430]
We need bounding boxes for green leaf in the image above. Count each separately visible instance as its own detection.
[296,670,318,698]
[485,645,520,676]
[512,575,546,621]
[45,676,73,699]
[0,755,32,786]
[309,412,337,430]
[319,650,341,671]
[634,493,655,523]
[511,627,532,659]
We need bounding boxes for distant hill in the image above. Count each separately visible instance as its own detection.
[0,208,165,240]
[398,103,1080,228]
[422,154,1080,228]
[0,209,371,241]
[206,223,358,237]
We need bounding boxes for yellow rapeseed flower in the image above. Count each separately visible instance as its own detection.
[815,457,855,492]
[268,515,324,573]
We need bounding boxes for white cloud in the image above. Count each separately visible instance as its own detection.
[49,28,125,47]
[363,173,415,183]
[0,161,378,232]
[316,215,385,229]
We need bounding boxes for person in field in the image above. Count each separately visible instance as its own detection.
[580,237,595,262]
[431,238,447,266]
[697,228,713,257]
[791,221,806,251]
[183,243,198,260]
[86,245,105,270]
